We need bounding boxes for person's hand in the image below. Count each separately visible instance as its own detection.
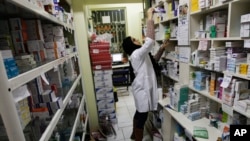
[147,7,154,20]
[161,39,170,49]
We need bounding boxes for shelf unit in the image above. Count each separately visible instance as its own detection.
[0,0,90,141]
[155,0,250,140]
[159,98,222,141]
[189,0,250,115]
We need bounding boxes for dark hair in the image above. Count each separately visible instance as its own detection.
[122,36,141,56]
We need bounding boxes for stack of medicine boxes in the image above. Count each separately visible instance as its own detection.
[89,42,117,123]
[173,83,189,112]
[193,71,208,91]
[0,50,19,79]
[9,18,27,54]
[43,24,66,60]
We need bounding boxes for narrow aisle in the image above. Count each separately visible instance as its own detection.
[107,87,152,141]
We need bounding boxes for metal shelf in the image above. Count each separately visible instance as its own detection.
[9,53,77,90]
[190,2,229,16]
[8,0,74,30]
[39,74,82,141]
[158,98,222,141]
[223,71,250,81]
[233,106,250,118]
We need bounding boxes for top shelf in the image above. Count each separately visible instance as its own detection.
[8,0,74,30]
[190,2,229,16]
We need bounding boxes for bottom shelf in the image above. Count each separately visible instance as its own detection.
[158,98,223,141]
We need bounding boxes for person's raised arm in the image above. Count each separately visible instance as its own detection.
[146,8,155,40]
[153,40,169,62]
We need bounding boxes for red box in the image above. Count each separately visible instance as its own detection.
[89,42,110,50]
[90,55,112,62]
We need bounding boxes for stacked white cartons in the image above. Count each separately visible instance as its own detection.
[222,78,237,107]
[233,81,249,112]
[187,99,201,121]
[15,97,31,129]
[94,70,117,123]
[213,11,227,38]
[210,47,226,71]
[170,22,178,38]
[15,54,36,70]
[226,56,247,73]
[214,56,227,72]
[43,24,65,59]
[26,20,44,41]
[9,18,27,54]
[240,13,250,38]
[53,26,66,57]
[25,20,47,62]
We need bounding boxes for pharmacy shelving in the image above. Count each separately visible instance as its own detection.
[69,95,86,141]
[189,63,223,74]
[0,0,90,141]
[40,75,82,141]
[158,97,222,141]
[233,107,250,118]
[223,71,250,80]
[8,0,74,30]
[188,0,250,127]
[162,72,179,82]
[81,114,89,141]
[190,37,243,41]
[188,85,222,104]
[9,53,78,90]
[190,1,229,16]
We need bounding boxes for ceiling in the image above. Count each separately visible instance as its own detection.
[83,0,143,5]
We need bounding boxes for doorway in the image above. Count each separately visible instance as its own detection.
[91,9,126,53]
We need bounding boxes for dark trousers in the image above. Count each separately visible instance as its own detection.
[133,110,148,129]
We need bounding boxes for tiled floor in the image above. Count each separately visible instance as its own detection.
[107,87,152,141]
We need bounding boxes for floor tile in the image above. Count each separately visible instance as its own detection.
[122,126,133,139]
[108,87,153,141]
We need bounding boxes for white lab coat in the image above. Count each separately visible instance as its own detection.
[130,37,159,112]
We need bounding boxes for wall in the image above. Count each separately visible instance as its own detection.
[72,0,99,131]
[86,3,144,41]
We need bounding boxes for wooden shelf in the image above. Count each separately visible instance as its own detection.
[9,53,77,90]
